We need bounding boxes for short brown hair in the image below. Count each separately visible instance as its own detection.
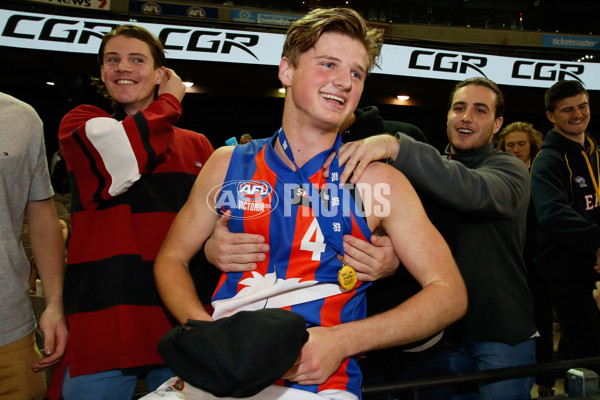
[91,24,166,99]
[448,77,505,119]
[282,8,383,73]
[496,121,543,157]
[545,80,588,112]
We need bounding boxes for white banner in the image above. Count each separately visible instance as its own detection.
[1,8,598,90]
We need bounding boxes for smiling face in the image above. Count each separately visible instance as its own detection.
[546,92,590,143]
[100,35,164,115]
[504,130,532,165]
[279,31,368,134]
[446,84,503,153]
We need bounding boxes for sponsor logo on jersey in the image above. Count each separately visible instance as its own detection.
[575,176,588,188]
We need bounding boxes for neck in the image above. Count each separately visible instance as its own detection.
[339,113,356,133]
[556,128,586,146]
[277,124,338,169]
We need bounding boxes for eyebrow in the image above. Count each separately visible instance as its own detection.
[452,101,491,111]
[315,54,367,74]
[104,52,148,58]
[559,102,588,112]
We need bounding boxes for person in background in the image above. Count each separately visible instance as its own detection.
[496,121,543,168]
[239,133,253,144]
[530,80,600,361]
[46,24,214,400]
[323,77,536,400]
[151,8,466,399]
[497,121,555,397]
[0,91,68,400]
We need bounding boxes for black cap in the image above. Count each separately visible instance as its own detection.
[158,308,308,398]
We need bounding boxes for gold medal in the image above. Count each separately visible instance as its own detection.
[338,264,357,290]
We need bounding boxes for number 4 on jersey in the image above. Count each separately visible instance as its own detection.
[300,218,326,261]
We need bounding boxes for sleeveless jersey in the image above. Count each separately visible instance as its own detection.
[212,132,371,398]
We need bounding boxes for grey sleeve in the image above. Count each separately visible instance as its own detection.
[391,133,529,217]
[28,110,54,202]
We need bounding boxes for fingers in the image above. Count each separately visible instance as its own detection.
[371,234,393,247]
[216,209,232,228]
[32,353,62,372]
[322,152,337,178]
[343,235,375,264]
[43,333,55,357]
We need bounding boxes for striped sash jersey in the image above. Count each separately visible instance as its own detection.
[210,132,371,398]
[47,94,214,398]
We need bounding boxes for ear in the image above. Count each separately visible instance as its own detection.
[278,57,293,88]
[492,116,503,135]
[546,110,556,124]
[155,66,166,85]
[100,65,106,83]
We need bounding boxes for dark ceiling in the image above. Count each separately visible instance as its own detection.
[1,0,599,153]
[215,0,600,34]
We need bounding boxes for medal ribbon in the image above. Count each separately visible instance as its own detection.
[277,127,346,258]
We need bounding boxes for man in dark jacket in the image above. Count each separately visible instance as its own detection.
[530,79,600,358]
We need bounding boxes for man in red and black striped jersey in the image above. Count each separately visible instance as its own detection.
[47,25,214,400]
[152,8,466,400]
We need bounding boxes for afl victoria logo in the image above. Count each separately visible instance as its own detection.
[208,180,279,220]
[237,180,272,201]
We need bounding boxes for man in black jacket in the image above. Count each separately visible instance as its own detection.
[530,80,600,358]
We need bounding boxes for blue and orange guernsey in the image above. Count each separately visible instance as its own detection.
[211,131,371,398]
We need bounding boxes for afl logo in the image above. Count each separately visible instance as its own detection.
[208,180,279,220]
[575,176,588,188]
[172,378,185,391]
[237,180,272,201]
[187,7,206,18]
[142,2,161,14]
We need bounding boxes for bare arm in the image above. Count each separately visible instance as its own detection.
[26,199,68,372]
[285,162,467,384]
[154,146,233,323]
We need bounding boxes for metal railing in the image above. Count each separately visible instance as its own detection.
[362,357,600,399]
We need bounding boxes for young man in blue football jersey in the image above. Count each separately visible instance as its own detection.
[153,8,466,400]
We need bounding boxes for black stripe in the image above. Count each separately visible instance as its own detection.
[63,254,163,315]
[70,171,196,214]
[132,111,157,171]
[72,128,106,204]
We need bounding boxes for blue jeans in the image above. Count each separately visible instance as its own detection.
[62,365,174,400]
[448,339,536,400]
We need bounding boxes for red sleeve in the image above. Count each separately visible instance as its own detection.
[59,94,182,209]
